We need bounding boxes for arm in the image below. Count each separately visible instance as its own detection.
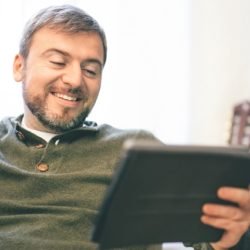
[201,187,250,250]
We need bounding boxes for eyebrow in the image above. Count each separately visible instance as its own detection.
[42,48,104,68]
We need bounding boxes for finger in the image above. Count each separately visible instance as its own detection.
[217,187,250,207]
[202,203,245,220]
[201,215,249,233]
[202,216,249,249]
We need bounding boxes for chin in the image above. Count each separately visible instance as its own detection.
[38,109,90,133]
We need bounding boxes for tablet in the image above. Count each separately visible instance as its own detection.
[92,140,250,249]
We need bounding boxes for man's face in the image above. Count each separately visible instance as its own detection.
[13,27,104,133]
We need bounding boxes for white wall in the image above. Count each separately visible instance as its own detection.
[0,1,23,118]
[189,0,250,145]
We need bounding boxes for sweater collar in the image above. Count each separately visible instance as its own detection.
[12,114,100,145]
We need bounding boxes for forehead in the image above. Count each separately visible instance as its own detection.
[28,27,104,63]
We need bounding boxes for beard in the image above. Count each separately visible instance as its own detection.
[22,85,91,133]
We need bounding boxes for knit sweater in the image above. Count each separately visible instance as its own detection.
[0,116,161,250]
[0,116,247,250]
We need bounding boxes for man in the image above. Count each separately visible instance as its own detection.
[0,4,248,250]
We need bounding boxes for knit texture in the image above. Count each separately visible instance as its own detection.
[0,116,158,249]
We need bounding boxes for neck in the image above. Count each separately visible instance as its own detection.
[22,112,57,134]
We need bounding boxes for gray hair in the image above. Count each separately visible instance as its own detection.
[19,4,107,64]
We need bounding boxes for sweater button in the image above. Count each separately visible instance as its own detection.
[16,131,25,141]
[36,163,49,172]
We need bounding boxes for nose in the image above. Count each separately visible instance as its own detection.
[61,63,83,88]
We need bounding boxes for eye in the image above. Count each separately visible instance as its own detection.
[50,61,65,66]
[82,65,102,79]
[83,69,97,78]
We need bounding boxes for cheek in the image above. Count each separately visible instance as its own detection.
[23,69,60,92]
[87,81,101,100]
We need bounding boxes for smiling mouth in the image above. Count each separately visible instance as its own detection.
[52,92,80,102]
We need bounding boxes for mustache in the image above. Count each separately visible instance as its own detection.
[48,85,88,100]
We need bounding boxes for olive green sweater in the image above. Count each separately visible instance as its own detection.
[0,116,227,250]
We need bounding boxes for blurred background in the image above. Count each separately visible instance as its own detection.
[1,0,250,145]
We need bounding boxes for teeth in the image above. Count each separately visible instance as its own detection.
[54,93,77,101]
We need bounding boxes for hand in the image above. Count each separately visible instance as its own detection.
[201,187,250,250]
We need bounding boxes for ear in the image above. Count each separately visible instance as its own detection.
[13,54,25,82]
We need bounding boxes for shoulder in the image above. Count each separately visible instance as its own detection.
[97,123,159,142]
[0,116,16,138]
